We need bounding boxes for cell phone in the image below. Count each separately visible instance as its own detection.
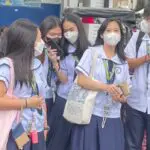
[47,39,63,57]
[47,38,57,49]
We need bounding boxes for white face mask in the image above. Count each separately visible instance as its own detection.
[34,40,45,57]
[103,32,121,46]
[64,31,78,44]
[140,19,150,33]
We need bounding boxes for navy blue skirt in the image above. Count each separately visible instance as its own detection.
[46,98,54,127]
[7,131,46,150]
[47,95,73,149]
[46,98,54,146]
[47,96,124,150]
[69,115,124,150]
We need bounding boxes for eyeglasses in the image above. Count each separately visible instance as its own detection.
[46,35,62,39]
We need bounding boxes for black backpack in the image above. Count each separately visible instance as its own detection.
[135,31,145,58]
[129,31,145,76]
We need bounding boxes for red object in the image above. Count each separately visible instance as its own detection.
[30,130,38,144]
[132,27,137,32]
[82,17,94,24]
[142,131,147,150]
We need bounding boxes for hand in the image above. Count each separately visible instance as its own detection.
[47,48,59,64]
[26,96,43,109]
[44,122,49,141]
[145,55,150,63]
[112,94,127,103]
[44,129,48,141]
[105,84,122,96]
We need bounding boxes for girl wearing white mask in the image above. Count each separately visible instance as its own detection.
[47,13,89,150]
[61,18,130,150]
[0,19,48,150]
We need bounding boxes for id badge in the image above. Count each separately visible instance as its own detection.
[30,130,39,144]
[147,42,150,55]
[12,123,29,149]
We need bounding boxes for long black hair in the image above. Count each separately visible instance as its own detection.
[0,26,7,36]
[0,19,38,85]
[62,13,89,60]
[40,16,64,60]
[40,16,61,39]
[95,18,126,61]
[0,26,7,58]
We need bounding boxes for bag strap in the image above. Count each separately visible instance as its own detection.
[136,31,145,58]
[89,49,98,78]
[5,57,15,97]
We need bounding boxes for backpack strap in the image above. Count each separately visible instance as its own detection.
[136,31,145,58]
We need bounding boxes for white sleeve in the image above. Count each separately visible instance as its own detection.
[76,48,93,76]
[124,31,139,58]
[0,64,10,89]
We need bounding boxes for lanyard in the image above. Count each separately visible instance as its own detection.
[47,60,57,101]
[47,60,53,87]
[72,55,79,64]
[146,40,150,55]
[103,59,115,84]
[27,76,41,133]
[72,55,79,80]
[31,76,39,96]
[31,76,42,116]
[146,41,150,90]
[102,59,115,128]
[45,48,56,87]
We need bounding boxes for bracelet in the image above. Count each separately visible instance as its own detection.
[44,126,50,131]
[25,99,28,108]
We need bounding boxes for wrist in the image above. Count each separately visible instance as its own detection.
[44,121,49,130]
[25,99,28,108]
[23,99,28,108]
[102,83,108,92]
[26,98,30,108]
[144,55,148,63]
[44,125,50,131]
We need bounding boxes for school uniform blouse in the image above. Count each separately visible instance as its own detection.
[0,58,47,132]
[76,45,131,118]
[125,30,150,114]
[57,45,77,100]
[43,53,56,99]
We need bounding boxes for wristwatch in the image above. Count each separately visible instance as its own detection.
[44,126,50,131]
